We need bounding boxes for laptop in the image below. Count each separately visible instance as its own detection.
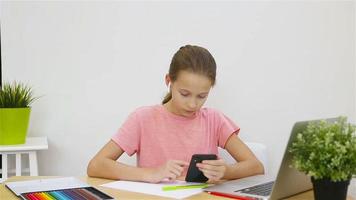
[204,118,337,200]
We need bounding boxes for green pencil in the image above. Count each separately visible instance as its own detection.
[162,183,209,191]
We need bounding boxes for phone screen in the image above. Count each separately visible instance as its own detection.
[185,154,217,183]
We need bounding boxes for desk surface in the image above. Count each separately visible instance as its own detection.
[0,176,353,200]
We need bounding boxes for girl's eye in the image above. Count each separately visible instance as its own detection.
[180,93,189,97]
[198,95,207,99]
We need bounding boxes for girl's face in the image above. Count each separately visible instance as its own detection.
[169,70,212,117]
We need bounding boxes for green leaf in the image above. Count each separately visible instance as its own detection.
[0,82,38,108]
[289,116,356,181]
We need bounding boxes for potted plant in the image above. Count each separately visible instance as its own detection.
[0,82,37,144]
[289,116,356,200]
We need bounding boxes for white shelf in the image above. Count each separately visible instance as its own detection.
[0,137,48,152]
[0,136,48,181]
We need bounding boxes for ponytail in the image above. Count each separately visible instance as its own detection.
[162,92,172,104]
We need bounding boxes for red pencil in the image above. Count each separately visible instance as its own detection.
[207,191,258,200]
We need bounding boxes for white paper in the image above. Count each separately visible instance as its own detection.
[5,177,89,195]
[101,180,204,199]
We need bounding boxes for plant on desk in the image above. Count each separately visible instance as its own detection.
[289,116,356,200]
[0,82,37,145]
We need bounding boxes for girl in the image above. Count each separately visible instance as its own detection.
[87,45,264,183]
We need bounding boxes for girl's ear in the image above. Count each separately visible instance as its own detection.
[165,74,171,87]
[167,82,171,93]
[165,74,171,93]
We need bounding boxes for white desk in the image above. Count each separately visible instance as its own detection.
[0,137,48,182]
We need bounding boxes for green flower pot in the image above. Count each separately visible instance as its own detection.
[0,108,31,145]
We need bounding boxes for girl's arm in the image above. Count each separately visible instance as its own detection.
[197,134,264,181]
[87,140,188,182]
[87,140,147,181]
[223,134,265,179]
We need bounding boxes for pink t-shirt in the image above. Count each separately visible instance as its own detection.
[111,105,240,174]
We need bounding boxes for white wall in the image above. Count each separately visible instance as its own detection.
[1,1,355,177]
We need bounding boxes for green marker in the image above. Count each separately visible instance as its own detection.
[162,183,209,191]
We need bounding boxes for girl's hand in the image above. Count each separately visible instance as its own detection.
[196,159,227,182]
[147,160,189,183]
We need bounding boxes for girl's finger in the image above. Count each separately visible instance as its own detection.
[199,168,220,177]
[201,159,225,166]
[172,160,190,166]
[197,163,222,172]
[166,172,177,181]
[171,163,185,173]
[197,163,214,170]
[203,172,219,181]
[169,167,182,177]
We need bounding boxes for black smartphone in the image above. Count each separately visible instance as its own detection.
[185,154,217,183]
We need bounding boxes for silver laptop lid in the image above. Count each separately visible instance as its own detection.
[269,120,312,199]
[270,118,337,199]
[204,118,338,200]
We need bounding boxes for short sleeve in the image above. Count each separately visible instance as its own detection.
[111,110,141,156]
[214,111,240,149]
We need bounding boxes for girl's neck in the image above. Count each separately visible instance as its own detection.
[163,101,177,115]
[162,101,197,119]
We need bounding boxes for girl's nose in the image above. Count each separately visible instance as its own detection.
[188,99,198,110]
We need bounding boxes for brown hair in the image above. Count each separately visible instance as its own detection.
[162,45,216,104]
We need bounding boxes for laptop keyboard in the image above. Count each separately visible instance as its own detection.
[234,181,274,196]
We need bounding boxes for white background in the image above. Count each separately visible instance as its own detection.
[1,1,355,177]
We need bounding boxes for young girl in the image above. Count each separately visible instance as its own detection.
[87,45,264,183]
